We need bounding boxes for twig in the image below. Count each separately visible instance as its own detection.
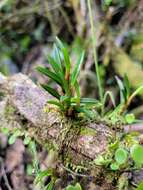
[124,123,143,133]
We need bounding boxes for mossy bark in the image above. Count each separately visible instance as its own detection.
[0,73,142,190]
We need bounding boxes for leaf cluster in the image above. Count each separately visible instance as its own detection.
[95,141,143,171]
[37,37,101,118]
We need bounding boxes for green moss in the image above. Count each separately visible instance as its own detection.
[45,140,59,152]
[80,127,96,136]
[5,104,16,116]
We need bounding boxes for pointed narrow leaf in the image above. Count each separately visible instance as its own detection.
[80,98,102,106]
[50,46,70,94]
[53,44,61,62]
[60,96,70,102]
[55,37,64,49]
[123,74,130,99]
[62,80,71,95]
[74,80,80,99]
[75,107,95,118]
[47,55,62,74]
[35,169,52,184]
[41,84,60,99]
[47,55,68,92]
[52,44,63,72]
[71,51,85,86]
[129,85,143,103]
[103,91,116,107]
[115,76,125,103]
[55,37,71,73]
[115,76,124,91]
[36,66,62,86]
[47,100,64,110]
[71,97,80,104]
[44,181,54,190]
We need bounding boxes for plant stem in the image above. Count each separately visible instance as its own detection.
[87,0,103,102]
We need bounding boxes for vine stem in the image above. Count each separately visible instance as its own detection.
[87,0,103,102]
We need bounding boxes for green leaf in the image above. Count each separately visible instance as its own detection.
[24,136,31,145]
[47,100,64,111]
[26,164,33,176]
[13,129,21,137]
[123,74,130,99]
[110,162,120,171]
[129,85,143,103]
[47,55,62,75]
[1,127,9,135]
[115,76,124,96]
[103,91,116,107]
[109,140,119,151]
[41,84,60,100]
[80,98,102,107]
[104,0,112,6]
[75,107,95,118]
[8,130,22,145]
[71,51,85,86]
[94,155,111,166]
[136,181,143,190]
[115,148,128,165]
[35,169,52,184]
[66,183,82,190]
[8,134,17,145]
[36,66,62,86]
[49,47,70,94]
[94,155,105,165]
[74,80,80,101]
[60,95,69,102]
[125,113,135,124]
[130,144,143,165]
[60,96,71,107]
[115,76,125,103]
[55,37,71,73]
[44,180,54,190]
[70,98,102,108]
[52,44,63,71]
[55,37,64,49]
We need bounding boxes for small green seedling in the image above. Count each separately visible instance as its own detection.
[130,144,143,167]
[37,37,102,118]
[116,75,143,114]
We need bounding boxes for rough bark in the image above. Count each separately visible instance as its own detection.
[0,73,112,163]
[0,73,143,189]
